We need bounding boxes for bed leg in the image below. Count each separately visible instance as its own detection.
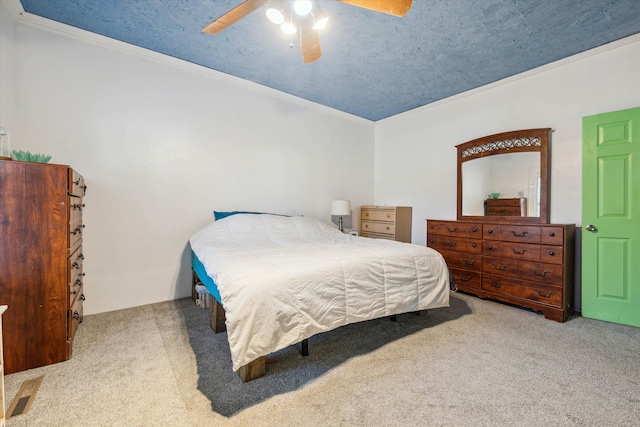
[300,338,309,357]
[412,310,428,316]
[209,297,226,333]
[389,314,397,322]
[237,356,266,382]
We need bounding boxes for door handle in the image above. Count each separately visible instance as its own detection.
[586,224,597,232]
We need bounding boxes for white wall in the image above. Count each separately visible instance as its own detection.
[0,0,16,131]
[2,2,374,315]
[375,36,640,246]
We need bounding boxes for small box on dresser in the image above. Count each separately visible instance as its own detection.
[361,206,412,243]
[0,160,87,374]
[427,219,575,322]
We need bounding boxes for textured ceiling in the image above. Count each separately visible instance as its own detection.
[18,0,640,121]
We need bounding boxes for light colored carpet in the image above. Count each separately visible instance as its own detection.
[4,292,640,426]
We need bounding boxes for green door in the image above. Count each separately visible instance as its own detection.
[582,106,640,327]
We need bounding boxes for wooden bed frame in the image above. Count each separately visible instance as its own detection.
[193,269,426,382]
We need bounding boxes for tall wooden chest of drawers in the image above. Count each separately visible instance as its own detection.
[0,160,86,374]
[361,206,412,243]
[427,219,575,322]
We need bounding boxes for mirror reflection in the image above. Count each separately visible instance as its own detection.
[462,152,540,217]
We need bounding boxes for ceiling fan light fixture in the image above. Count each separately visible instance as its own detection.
[294,0,312,16]
[311,2,328,29]
[281,21,297,34]
[266,7,285,24]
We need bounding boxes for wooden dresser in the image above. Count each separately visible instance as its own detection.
[427,219,575,322]
[361,206,412,243]
[0,160,86,374]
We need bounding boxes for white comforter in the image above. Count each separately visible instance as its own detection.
[190,214,449,371]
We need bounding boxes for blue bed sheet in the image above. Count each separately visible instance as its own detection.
[191,249,222,304]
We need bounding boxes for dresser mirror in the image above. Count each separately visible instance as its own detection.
[456,128,551,224]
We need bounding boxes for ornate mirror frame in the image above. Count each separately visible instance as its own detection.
[456,128,551,224]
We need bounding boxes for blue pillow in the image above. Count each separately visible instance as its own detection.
[213,211,288,221]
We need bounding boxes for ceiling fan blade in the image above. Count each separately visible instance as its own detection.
[337,0,413,17]
[202,0,269,34]
[300,17,322,63]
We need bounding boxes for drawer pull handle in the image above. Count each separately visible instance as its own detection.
[71,290,77,296]
[489,280,503,288]
[530,269,548,277]
[80,294,86,301]
[365,224,369,228]
[536,289,553,298]
[459,275,472,282]
[365,213,369,217]
[386,226,390,230]
[487,245,494,250]
[463,259,476,265]
[75,278,83,286]
[471,228,477,232]
[446,227,457,232]
[73,311,80,320]
[81,272,86,277]
[471,243,477,248]
[429,239,435,243]
[549,232,555,237]
[429,225,434,229]
[386,214,390,217]
[71,203,86,210]
[511,248,526,255]
[547,251,555,256]
[444,241,457,247]
[72,261,80,269]
[487,229,493,234]
[511,231,528,237]
[72,225,85,235]
[492,263,507,271]
[79,253,85,260]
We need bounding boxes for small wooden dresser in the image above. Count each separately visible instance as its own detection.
[361,206,412,243]
[427,219,575,322]
[0,160,87,374]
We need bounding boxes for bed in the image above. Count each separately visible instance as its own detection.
[189,213,450,381]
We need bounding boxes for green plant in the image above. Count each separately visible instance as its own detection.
[12,150,52,163]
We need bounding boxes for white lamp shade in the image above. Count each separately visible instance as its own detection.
[331,200,351,216]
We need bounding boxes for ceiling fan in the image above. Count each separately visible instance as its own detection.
[202,0,413,63]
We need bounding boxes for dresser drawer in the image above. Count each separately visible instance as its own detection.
[361,220,394,235]
[450,268,481,289]
[360,231,395,240]
[541,226,564,245]
[497,242,540,262]
[541,245,563,264]
[482,275,562,306]
[518,261,563,286]
[439,249,482,272]
[68,293,84,343]
[68,245,84,285]
[482,224,500,240]
[483,256,519,278]
[498,225,541,244]
[68,169,86,198]
[427,235,481,253]
[427,221,468,237]
[362,208,395,222]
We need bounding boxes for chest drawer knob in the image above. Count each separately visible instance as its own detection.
[492,263,507,271]
[530,269,548,277]
[487,229,493,234]
[471,243,477,248]
[487,245,494,250]
[463,259,476,265]
[386,214,390,218]
[548,251,555,256]
[489,280,503,288]
[429,239,435,243]
[72,261,80,269]
[511,248,526,255]
[549,232,555,237]
[511,231,528,237]
[471,228,477,232]
[73,311,80,320]
[386,226,390,230]
[536,289,553,298]
[80,294,86,301]
[71,289,77,296]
